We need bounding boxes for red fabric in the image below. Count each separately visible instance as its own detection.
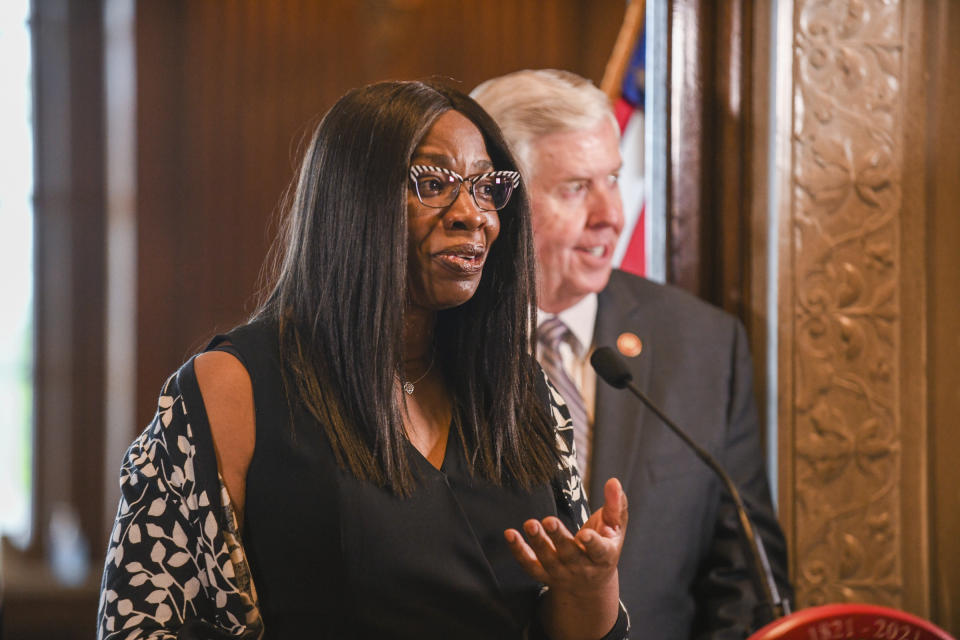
[614,97,634,133]
[619,203,645,277]
[615,96,645,276]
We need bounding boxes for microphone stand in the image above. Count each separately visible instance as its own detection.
[590,347,790,626]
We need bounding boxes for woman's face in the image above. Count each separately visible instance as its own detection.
[406,110,501,312]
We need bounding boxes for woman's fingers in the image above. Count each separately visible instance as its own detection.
[516,518,602,571]
[542,517,583,563]
[577,527,618,564]
[504,528,549,583]
[506,478,629,593]
[522,520,565,574]
[601,478,628,531]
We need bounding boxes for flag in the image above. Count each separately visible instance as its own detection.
[612,27,646,277]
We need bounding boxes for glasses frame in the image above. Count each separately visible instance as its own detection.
[409,164,521,212]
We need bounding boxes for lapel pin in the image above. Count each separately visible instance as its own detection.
[616,332,643,358]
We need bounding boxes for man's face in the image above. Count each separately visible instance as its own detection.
[527,118,624,313]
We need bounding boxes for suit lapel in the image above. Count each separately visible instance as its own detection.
[588,273,656,508]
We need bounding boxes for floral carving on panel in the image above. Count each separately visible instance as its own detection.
[791,0,903,608]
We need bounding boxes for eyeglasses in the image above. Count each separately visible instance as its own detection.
[409,165,520,212]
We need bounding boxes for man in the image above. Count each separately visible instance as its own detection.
[473,69,792,639]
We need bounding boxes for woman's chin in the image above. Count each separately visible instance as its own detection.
[414,282,482,312]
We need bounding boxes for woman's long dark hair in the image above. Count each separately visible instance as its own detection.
[256,80,557,494]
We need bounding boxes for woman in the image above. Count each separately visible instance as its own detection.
[97,80,628,640]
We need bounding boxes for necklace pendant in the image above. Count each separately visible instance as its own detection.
[403,381,415,395]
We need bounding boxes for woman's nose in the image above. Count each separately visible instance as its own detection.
[444,187,488,230]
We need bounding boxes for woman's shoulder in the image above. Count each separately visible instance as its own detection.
[195,319,269,451]
[193,319,275,525]
[196,316,281,445]
[204,316,281,367]
[194,349,256,519]
[194,349,254,398]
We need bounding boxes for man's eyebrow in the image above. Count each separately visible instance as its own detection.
[558,165,623,183]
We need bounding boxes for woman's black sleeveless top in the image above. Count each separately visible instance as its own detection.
[213,321,564,639]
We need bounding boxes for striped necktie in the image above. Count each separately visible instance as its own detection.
[538,316,590,481]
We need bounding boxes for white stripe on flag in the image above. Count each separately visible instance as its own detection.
[613,109,645,268]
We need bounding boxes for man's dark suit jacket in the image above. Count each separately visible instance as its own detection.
[586,270,792,639]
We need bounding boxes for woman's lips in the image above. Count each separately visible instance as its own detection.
[434,244,486,274]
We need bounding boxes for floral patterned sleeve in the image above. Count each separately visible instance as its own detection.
[529,370,631,640]
[97,359,263,640]
[542,370,590,531]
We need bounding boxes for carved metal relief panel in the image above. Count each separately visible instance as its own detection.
[790,0,904,607]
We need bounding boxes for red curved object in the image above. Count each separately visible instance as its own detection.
[748,603,955,640]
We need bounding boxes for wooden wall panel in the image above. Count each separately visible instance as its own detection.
[664,0,957,629]
[665,0,758,323]
[667,0,708,297]
[782,0,913,609]
[925,1,960,630]
[772,1,959,629]
[130,0,624,428]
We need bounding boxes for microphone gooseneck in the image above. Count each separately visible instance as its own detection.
[590,346,790,625]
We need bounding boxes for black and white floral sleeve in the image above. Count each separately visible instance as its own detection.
[541,371,590,529]
[533,370,631,640]
[97,362,262,640]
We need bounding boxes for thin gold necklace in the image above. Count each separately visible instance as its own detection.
[402,355,435,395]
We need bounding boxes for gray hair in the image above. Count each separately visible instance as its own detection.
[471,69,616,177]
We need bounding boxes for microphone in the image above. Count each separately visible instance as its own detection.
[590,346,790,626]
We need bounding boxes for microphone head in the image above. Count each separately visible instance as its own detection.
[590,346,634,389]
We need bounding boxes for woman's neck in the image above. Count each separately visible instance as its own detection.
[402,307,436,363]
[399,307,450,469]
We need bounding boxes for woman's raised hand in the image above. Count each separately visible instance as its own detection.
[505,478,628,640]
